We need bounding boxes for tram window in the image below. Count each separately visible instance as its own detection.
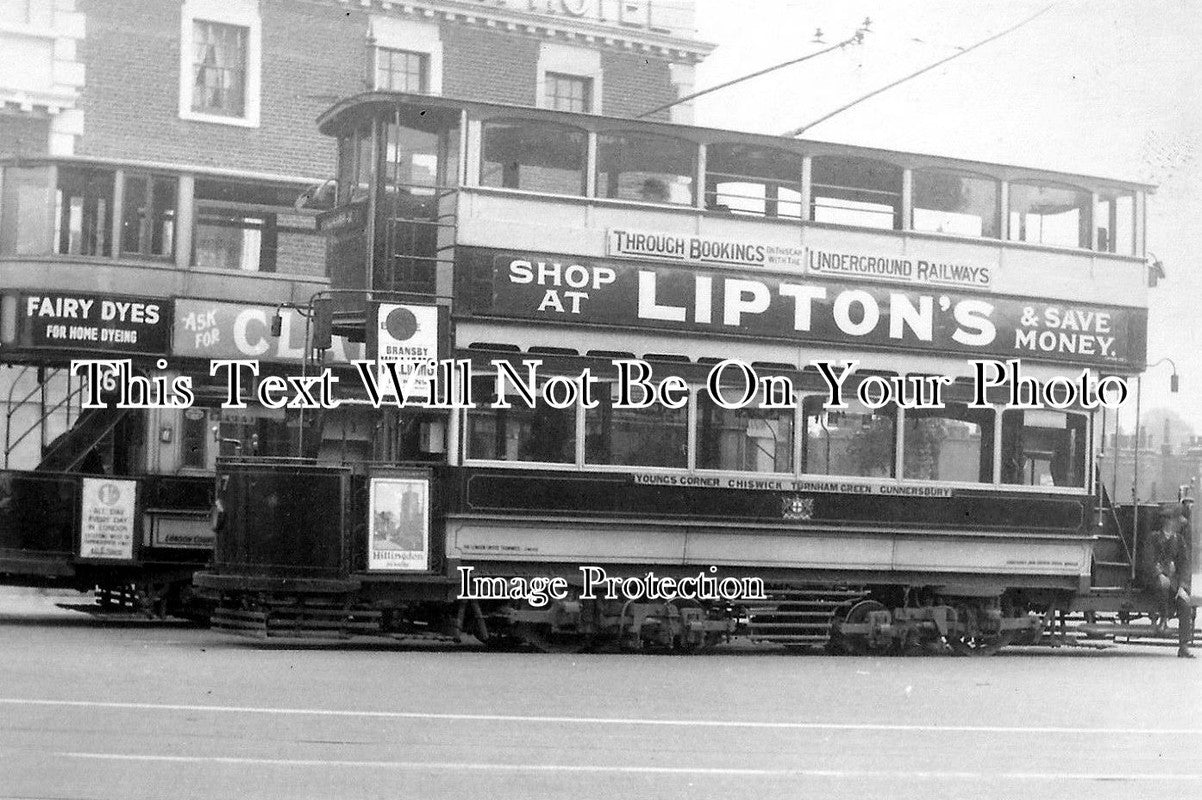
[705,144,802,219]
[696,393,793,473]
[912,170,998,238]
[54,167,114,257]
[120,174,176,259]
[596,132,696,205]
[1095,189,1136,255]
[811,156,902,230]
[1008,182,1091,249]
[802,396,895,478]
[219,411,297,458]
[902,404,994,483]
[0,166,53,256]
[335,124,374,205]
[481,121,587,196]
[585,384,687,468]
[1001,410,1086,488]
[192,180,296,272]
[465,378,575,463]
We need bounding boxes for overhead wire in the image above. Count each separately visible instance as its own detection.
[781,3,1057,136]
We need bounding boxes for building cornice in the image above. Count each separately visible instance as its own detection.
[335,0,715,62]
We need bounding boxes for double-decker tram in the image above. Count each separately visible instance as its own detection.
[197,90,1191,653]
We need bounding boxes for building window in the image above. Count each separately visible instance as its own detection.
[191,21,248,117]
[375,48,428,93]
[179,0,261,127]
[120,174,177,259]
[544,72,592,113]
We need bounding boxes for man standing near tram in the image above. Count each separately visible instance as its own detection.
[1145,502,1194,658]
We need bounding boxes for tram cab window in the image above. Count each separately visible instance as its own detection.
[336,124,374,205]
[596,132,696,205]
[802,396,895,478]
[481,121,587,196]
[811,156,902,230]
[1001,410,1087,488]
[1008,182,1091,249]
[912,170,999,238]
[465,377,575,464]
[696,392,793,473]
[1095,189,1136,255]
[705,144,802,219]
[585,384,687,468]
[903,403,994,483]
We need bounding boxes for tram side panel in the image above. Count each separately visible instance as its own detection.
[443,468,1092,595]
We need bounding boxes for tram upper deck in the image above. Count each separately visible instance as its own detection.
[317,91,1150,377]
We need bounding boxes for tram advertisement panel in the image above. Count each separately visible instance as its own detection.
[78,478,137,561]
[367,474,430,572]
[460,248,1146,370]
[18,292,170,355]
[172,298,365,364]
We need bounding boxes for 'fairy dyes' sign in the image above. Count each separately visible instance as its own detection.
[459,247,1146,369]
[19,293,170,355]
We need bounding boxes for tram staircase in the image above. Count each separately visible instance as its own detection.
[744,586,870,647]
[3,365,109,472]
[1089,482,1138,592]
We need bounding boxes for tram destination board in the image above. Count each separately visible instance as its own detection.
[460,248,1147,370]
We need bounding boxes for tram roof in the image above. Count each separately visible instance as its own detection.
[317,91,1155,194]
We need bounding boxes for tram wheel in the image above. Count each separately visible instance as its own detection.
[512,623,594,654]
[839,600,888,656]
[947,604,1013,657]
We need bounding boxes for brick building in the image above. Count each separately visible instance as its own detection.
[0,0,712,472]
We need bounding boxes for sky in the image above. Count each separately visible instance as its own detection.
[690,0,1201,435]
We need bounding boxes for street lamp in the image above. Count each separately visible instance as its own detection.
[1148,356,1179,393]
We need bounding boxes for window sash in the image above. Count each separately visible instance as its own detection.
[192,20,248,117]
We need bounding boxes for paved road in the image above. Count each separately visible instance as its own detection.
[0,587,1199,800]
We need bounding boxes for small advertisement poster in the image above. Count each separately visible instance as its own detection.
[79,478,137,560]
[375,303,441,401]
[368,476,430,571]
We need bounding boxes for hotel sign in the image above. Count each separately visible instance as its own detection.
[461,247,1146,369]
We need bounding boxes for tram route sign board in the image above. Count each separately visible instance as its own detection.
[460,248,1147,370]
[18,292,171,356]
[78,478,137,561]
